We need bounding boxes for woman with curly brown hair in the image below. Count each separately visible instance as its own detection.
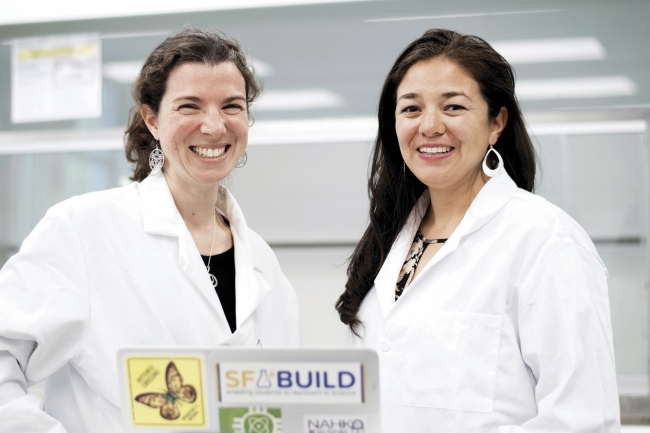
[0,29,299,433]
[337,29,618,432]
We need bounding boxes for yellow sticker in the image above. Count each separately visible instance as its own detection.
[126,357,206,427]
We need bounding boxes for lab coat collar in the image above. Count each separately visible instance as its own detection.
[137,172,275,338]
[373,171,519,318]
[139,171,182,237]
[218,188,276,333]
[450,170,519,240]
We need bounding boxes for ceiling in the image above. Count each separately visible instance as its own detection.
[0,0,648,133]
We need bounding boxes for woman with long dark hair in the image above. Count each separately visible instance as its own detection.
[337,29,618,431]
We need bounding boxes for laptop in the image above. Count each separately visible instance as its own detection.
[118,347,380,433]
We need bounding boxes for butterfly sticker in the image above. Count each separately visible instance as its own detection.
[134,361,197,420]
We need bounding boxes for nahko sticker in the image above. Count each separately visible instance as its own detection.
[217,362,365,404]
[303,414,368,433]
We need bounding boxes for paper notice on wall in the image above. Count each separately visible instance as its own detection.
[11,34,102,123]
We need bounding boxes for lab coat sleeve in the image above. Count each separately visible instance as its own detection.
[281,271,301,346]
[0,206,90,432]
[498,240,619,433]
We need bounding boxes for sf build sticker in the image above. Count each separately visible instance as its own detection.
[126,357,206,427]
[217,362,365,404]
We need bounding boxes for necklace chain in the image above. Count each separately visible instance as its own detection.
[206,209,218,288]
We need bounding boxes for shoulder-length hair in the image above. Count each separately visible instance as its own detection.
[125,29,262,182]
[336,28,536,335]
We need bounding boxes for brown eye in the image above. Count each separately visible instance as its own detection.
[178,104,199,113]
[400,105,419,113]
[223,104,245,114]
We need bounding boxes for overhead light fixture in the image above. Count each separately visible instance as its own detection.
[103,61,143,84]
[253,89,343,111]
[101,31,170,40]
[365,9,563,23]
[528,120,646,136]
[491,37,605,64]
[516,76,637,100]
[2,0,373,25]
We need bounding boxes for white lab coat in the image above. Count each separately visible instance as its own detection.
[351,171,619,432]
[0,172,300,433]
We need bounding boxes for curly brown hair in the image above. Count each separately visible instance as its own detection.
[125,29,262,182]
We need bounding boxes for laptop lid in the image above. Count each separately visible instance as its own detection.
[118,347,380,433]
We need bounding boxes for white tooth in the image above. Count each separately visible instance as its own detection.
[207,149,214,157]
[199,148,206,156]
[215,147,224,156]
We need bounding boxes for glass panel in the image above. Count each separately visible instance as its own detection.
[534,132,648,383]
[0,151,131,266]
[228,141,371,244]
[566,134,644,240]
[272,246,352,347]
[599,243,648,375]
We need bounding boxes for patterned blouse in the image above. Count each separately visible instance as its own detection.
[395,232,447,300]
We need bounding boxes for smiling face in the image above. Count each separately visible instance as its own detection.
[395,57,507,194]
[141,61,248,189]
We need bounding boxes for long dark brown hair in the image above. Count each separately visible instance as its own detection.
[336,29,536,336]
[125,29,262,182]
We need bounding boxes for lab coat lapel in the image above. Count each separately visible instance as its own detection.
[177,223,233,336]
[139,172,181,237]
[220,189,275,330]
[450,171,518,241]
[399,172,519,298]
[373,192,429,318]
[139,173,232,335]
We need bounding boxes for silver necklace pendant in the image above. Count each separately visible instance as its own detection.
[206,210,218,289]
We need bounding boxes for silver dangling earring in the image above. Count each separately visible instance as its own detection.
[235,151,248,168]
[149,141,164,175]
[482,145,504,178]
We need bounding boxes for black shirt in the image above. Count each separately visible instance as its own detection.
[201,246,236,333]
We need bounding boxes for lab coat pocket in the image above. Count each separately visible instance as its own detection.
[401,311,503,413]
